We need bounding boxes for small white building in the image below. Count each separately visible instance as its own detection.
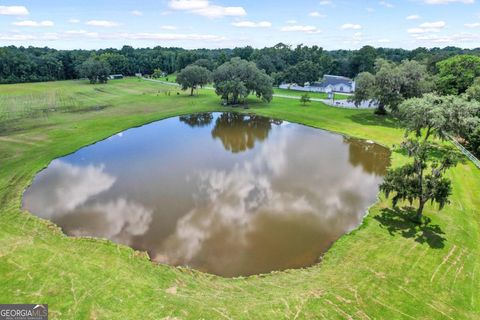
[109,74,124,80]
[280,74,355,93]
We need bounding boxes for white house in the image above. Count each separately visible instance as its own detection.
[109,74,124,80]
[280,74,355,93]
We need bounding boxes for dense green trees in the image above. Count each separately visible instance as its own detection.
[192,59,215,71]
[213,58,273,105]
[99,53,129,75]
[469,127,480,156]
[351,72,376,107]
[350,45,377,75]
[284,61,320,86]
[399,93,480,153]
[353,59,432,114]
[77,57,111,84]
[398,94,447,142]
[466,78,480,102]
[436,55,480,95]
[1,44,478,85]
[176,65,211,96]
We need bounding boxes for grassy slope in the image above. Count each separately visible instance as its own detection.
[0,78,478,319]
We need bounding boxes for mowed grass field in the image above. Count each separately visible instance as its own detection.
[0,78,478,319]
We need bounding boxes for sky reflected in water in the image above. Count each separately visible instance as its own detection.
[23,112,390,277]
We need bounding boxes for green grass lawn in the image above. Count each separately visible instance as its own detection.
[273,87,350,100]
[0,78,478,319]
[155,73,177,83]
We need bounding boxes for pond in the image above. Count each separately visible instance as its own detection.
[23,112,390,277]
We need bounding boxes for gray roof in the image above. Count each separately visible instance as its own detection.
[312,75,353,88]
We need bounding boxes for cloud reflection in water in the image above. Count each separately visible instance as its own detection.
[157,126,385,276]
[24,160,153,245]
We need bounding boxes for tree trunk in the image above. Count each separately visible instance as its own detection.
[375,102,387,115]
[415,200,425,223]
[190,87,194,96]
[424,126,432,142]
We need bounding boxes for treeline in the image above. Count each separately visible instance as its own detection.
[1,44,479,84]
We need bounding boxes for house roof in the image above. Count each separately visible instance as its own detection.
[312,75,353,88]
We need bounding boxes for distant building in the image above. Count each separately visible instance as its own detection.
[135,73,142,77]
[109,74,124,80]
[279,74,355,94]
[313,75,355,93]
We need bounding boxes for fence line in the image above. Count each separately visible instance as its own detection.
[449,136,480,169]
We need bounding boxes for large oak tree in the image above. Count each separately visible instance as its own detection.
[176,65,212,96]
[213,58,273,105]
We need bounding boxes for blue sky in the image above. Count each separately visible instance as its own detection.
[0,0,479,49]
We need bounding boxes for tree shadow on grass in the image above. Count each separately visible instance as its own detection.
[374,207,446,249]
[347,112,400,129]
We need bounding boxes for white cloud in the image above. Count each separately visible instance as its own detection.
[68,18,80,23]
[377,38,392,43]
[286,20,297,24]
[23,160,116,217]
[119,32,227,41]
[280,25,321,33]
[64,30,99,38]
[131,10,143,16]
[379,1,394,8]
[0,30,228,43]
[423,0,474,4]
[71,198,153,241]
[0,5,29,15]
[352,32,363,43]
[189,5,246,18]
[160,25,177,30]
[168,0,246,18]
[406,14,421,20]
[86,20,120,27]
[319,0,332,5]
[309,11,326,18]
[408,20,446,34]
[232,20,272,28]
[340,23,362,30]
[465,22,480,27]
[2,33,60,41]
[407,28,425,34]
[0,34,35,41]
[169,0,209,10]
[420,21,446,28]
[13,20,54,27]
[410,32,480,45]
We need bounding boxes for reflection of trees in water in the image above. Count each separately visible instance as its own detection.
[179,113,213,128]
[211,113,280,153]
[345,137,391,176]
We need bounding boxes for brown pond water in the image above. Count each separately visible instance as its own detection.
[23,112,390,277]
